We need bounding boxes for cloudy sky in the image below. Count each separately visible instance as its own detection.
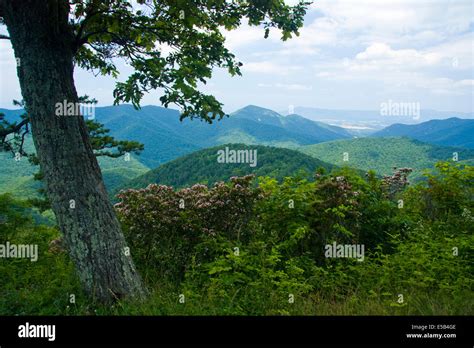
[0,0,473,113]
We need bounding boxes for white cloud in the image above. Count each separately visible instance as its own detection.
[283,17,341,54]
[275,83,312,91]
[247,0,473,61]
[223,25,269,50]
[258,82,312,91]
[350,33,473,73]
[243,61,302,75]
[354,43,443,70]
[310,0,473,46]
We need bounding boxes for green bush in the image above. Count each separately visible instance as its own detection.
[115,175,261,283]
[0,194,84,315]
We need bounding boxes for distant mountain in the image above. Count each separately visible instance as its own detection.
[88,104,200,168]
[299,137,474,180]
[288,106,473,134]
[372,117,474,149]
[101,104,351,167]
[189,105,351,150]
[0,108,25,122]
[115,144,336,192]
[1,104,351,168]
[230,105,352,141]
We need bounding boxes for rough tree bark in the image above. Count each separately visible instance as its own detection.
[2,0,146,302]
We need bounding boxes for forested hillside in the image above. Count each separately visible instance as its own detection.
[117,144,335,192]
[300,137,474,180]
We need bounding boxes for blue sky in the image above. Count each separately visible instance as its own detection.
[1,0,473,113]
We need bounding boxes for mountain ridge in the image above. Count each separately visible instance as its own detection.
[372,117,474,149]
[1,104,353,168]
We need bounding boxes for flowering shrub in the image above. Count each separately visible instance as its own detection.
[381,167,413,198]
[115,175,261,281]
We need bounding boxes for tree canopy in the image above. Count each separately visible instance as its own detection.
[69,0,309,120]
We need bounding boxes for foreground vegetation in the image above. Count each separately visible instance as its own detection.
[0,162,472,315]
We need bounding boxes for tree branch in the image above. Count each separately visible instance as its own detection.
[0,117,29,137]
[0,34,9,40]
[74,8,118,52]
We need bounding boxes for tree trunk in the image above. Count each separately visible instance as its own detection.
[2,0,146,302]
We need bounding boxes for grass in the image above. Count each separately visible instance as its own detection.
[1,238,471,316]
